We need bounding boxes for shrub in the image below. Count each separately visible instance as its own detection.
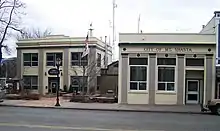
[24,93,40,100]
[5,94,22,100]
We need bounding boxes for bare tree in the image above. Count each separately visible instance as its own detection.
[16,27,52,40]
[69,57,104,94]
[15,27,52,94]
[0,0,25,78]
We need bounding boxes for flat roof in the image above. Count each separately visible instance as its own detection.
[119,33,215,46]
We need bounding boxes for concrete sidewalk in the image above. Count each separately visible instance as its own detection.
[0,98,204,114]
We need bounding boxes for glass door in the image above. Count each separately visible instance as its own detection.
[50,82,58,93]
[186,80,199,104]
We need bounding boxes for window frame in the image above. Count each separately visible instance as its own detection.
[157,65,176,92]
[70,76,88,92]
[157,58,176,65]
[46,53,63,66]
[23,76,38,90]
[185,58,204,66]
[71,52,88,66]
[156,56,176,93]
[23,53,38,67]
[129,57,148,92]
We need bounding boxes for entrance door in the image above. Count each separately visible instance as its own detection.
[186,80,200,104]
[48,77,59,94]
[50,82,58,93]
[217,83,220,99]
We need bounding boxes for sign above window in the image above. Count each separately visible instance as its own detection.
[144,47,192,53]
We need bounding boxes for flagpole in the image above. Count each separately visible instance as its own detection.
[138,14,141,33]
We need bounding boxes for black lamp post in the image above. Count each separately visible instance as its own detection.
[55,58,61,106]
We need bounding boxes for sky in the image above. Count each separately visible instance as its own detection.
[4,0,220,60]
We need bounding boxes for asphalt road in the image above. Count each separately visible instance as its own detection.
[0,107,219,131]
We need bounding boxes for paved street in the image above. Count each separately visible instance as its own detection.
[0,107,219,131]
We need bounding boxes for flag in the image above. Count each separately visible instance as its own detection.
[81,33,89,58]
[1,58,7,66]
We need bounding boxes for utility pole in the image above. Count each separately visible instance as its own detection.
[112,0,117,61]
[104,36,108,68]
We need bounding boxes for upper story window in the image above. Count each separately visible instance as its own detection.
[186,58,204,66]
[46,53,63,66]
[97,53,101,67]
[23,53,38,67]
[71,52,88,66]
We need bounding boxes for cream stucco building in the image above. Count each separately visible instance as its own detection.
[200,11,220,99]
[16,35,112,95]
[118,33,216,105]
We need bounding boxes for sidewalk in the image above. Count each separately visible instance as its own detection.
[0,98,203,114]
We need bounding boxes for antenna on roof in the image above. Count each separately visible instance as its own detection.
[138,14,141,33]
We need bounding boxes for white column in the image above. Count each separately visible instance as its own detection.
[215,11,220,65]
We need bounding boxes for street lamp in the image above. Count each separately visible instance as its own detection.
[55,58,61,106]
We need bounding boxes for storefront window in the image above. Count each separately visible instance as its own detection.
[157,58,176,91]
[129,58,148,90]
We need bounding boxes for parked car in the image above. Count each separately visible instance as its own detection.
[206,99,220,115]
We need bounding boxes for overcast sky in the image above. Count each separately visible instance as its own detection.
[5,0,220,59]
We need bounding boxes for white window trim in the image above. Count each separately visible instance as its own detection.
[23,53,38,67]
[156,65,176,92]
[71,52,88,66]
[157,81,175,92]
[129,65,148,91]
[46,53,63,67]
[23,76,38,90]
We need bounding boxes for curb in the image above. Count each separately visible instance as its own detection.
[0,104,204,115]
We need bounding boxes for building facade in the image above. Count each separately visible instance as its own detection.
[118,33,216,105]
[200,11,220,99]
[16,35,112,95]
